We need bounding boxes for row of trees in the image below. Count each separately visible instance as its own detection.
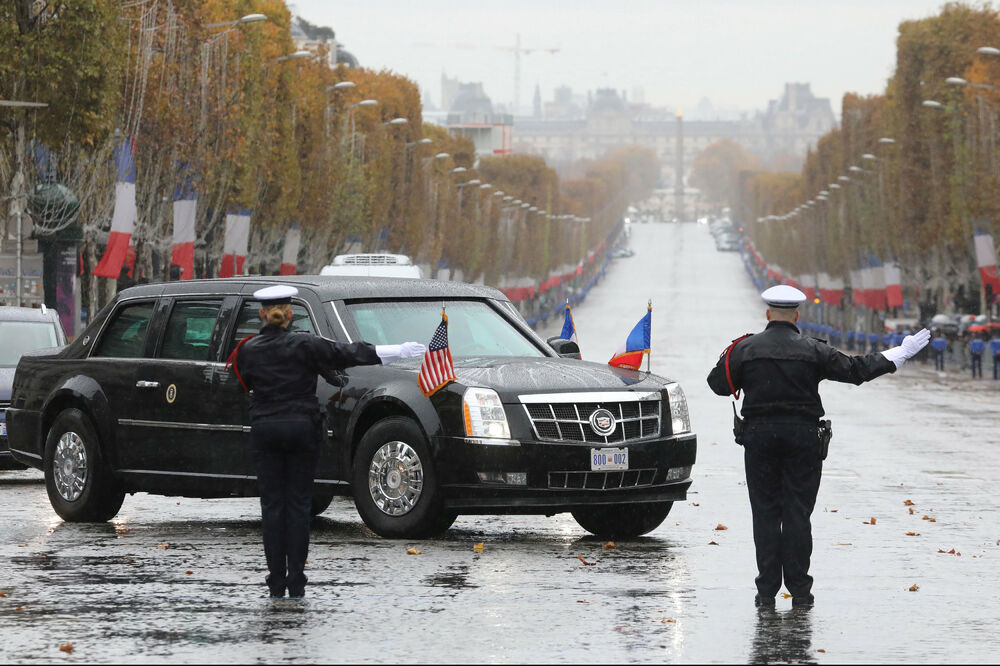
[696,3,1000,321]
[1,0,658,315]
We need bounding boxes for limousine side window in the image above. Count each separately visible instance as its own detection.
[92,301,156,358]
[161,301,223,361]
[224,300,316,357]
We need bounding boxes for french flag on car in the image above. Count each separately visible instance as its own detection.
[608,301,651,371]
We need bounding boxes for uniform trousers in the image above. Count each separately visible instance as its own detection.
[933,349,945,371]
[971,353,983,378]
[251,417,320,597]
[742,421,823,599]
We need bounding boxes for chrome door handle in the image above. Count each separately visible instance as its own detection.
[136,380,160,388]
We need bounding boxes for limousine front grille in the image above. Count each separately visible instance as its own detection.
[521,394,662,444]
[548,468,657,490]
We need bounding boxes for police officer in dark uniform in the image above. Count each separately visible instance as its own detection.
[232,285,425,599]
[707,285,929,609]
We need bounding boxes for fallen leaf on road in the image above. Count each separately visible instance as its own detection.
[0,591,6,598]
[15,606,23,611]
[909,508,915,515]
[904,500,915,506]
[473,542,485,553]
[864,517,877,525]
[576,600,590,604]
[909,584,919,592]
[782,593,793,599]
[817,649,826,653]
[708,541,719,545]
[185,570,193,575]
[156,544,169,549]
[692,503,700,507]
[577,555,596,566]
[602,542,617,550]
[905,532,920,536]
[653,617,676,623]
[836,542,853,546]
[715,524,728,531]
[59,643,73,653]
[406,547,421,555]
[830,509,838,513]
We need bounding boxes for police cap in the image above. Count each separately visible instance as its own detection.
[761,284,806,309]
[253,285,298,305]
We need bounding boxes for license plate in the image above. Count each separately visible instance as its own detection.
[591,447,628,471]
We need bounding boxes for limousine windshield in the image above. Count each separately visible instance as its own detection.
[344,300,545,358]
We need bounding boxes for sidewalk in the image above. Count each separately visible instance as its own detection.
[907,358,1000,391]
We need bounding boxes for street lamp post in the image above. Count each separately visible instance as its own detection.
[2,99,49,307]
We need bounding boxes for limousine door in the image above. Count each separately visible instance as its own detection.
[122,297,247,495]
[213,297,331,492]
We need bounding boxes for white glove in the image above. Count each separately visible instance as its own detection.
[399,341,426,358]
[375,342,426,364]
[881,328,930,369]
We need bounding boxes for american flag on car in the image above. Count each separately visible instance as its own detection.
[418,312,457,396]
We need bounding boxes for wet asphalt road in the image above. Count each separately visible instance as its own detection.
[2,222,999,664]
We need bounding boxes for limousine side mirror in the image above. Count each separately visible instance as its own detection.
[547,336,581,360]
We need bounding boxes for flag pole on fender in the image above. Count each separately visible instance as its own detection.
[646,299,652,374]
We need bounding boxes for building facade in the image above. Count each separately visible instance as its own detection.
[514,83,836,215]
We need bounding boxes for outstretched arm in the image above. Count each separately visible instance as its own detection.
[374,342,427,364]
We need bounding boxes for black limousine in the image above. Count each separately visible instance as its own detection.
[7,276,696,538]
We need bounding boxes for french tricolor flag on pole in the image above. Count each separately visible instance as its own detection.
[279,223,301,275]
[93,138,137,278]
[974,232,1000,299]
[171,172,197,280]
[884,261,904,309]
[608,301,651,371]
[219,207,251,277]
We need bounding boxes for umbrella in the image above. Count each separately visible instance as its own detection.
[931,314,953,325]
[968,324,988,333]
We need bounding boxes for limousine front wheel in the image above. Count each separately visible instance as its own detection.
[43,408,125,522]
[572,501,673,539]
[352,417,455,538]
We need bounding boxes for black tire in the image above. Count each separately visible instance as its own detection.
[352,417,450,539]
[571,501,673,539]
[310,492,335,516]
[43,408,125,522]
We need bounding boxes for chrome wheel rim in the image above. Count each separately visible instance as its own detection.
[368,440,424,516]
[53,431,88,502]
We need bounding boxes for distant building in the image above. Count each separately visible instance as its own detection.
[290,15,358,68]
[439,78,513,159]
[514,83,835,215]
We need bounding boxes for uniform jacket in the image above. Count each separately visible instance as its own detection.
[708,320,896,423]
[235,324,380,421]
[970,339,986,355]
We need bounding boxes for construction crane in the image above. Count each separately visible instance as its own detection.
[495,33,559,115]
[412,33,559,114]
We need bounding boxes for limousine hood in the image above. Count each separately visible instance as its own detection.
[443,356,672,398]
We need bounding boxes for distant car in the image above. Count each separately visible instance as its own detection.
[1,305,68,470]
[715,233,742,252]
[320,253,422,279]
[612,248,635,258]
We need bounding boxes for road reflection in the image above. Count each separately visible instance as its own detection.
[749,607,814,664]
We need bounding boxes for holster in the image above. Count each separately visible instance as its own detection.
[818,419,833,460]
[732,403,745,446]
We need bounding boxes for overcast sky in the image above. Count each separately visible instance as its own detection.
[289,0,956,117]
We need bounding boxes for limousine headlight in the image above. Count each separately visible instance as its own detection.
[666,383,691,434]
[463,387,511,439]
